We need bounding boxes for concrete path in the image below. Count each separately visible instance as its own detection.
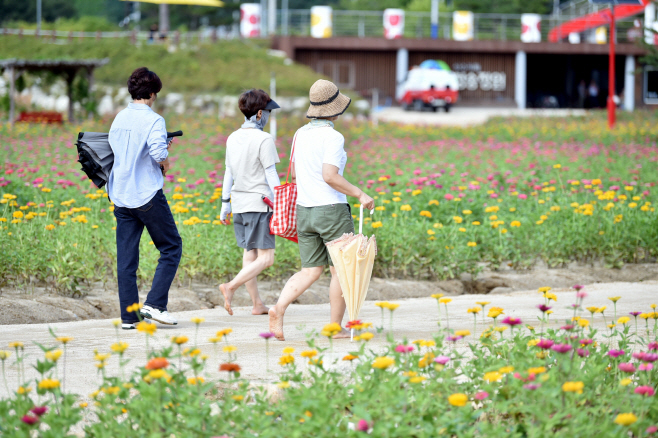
[376,107,588,126]
[0,281,655,399]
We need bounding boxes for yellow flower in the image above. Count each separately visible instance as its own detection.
[283,347,295,354]
[476,301,490,306]
[372,356,395,369]
[0,351,10,360]
[56,336,74,344]
[487,307,504,318]
[102,386,120,395]
[216,328,233,337]
[614,413,637,426]
[300,350,317,358]
[482,371,502,383]
[527,339,540,347]
[12,211,23,219]
[94,352,111,362]
[223,345,238,353]
[277,381,291,389]
[111,342,129,354]
[386,303,400,311]
[499,366,514,374]
[448,393,468,407]
[136,321,157,335]
[538,287,552,293]
[126,303,143,313]
[343,354,359,361]
[232,395,244,402]
[322,322,342,337]
[620,378,633,386]
[8,342,24,349]
[409,376,426,384]
[38,378,61,391]
[546,293,557,302]
[431,293,445,299]
[148,369,169,380]
[562,381,584,394]
[439,298,452,304]
[453,216,463,224]
[375,301,390,308]
[493,326,508,333]
[467,241,477,247]
[510,220,521,227]
[467,307,481,314]
[455,330,470,337]
[528,366,546,375]
[279,354,294,366]
[400,204,412,211]
[45,349,63,362]
[596,306,607,313]
[420,210,432,218]
[187,377,205,385]
[372,221,383,228]
[427,229,435,236]
[578,319,589,328]
[171,336,189,345]
[357,332,374,341]
[190,317,205,324]
[429,200,439,206]
[553,164,561,169]
[617,316,630,325]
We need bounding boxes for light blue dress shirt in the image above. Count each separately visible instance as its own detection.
[107,103,169,208]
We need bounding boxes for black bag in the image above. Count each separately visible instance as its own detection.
[76,130,183,188]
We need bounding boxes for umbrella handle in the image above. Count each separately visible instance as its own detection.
[358,205,374,235]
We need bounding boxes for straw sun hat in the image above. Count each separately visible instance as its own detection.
[306,79,351,119]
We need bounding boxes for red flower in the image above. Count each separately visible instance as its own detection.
[346,320,362,329]
[30,406,48,417]
[501,316,522,326]
[145,357,169,370]
[21,415,38,425]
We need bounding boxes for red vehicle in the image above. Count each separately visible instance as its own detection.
[400,87,459,113]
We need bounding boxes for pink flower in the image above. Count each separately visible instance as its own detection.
[356,419,370,432]
[576,292,587,299]
[551,344,572,354]
[639,363,654,371]
[577,348,590,358]
[608,349,625,358]
[444,194,454,201]
[648,342,658,351]
[644,354,658,363]
[536,339,554,350]
[447,335,462,342]
[561,325,575,331]
[646,426,658,434]
[21,415,38,425]
[518,194,528,200]
[536,304,551,313]
[502,317,522,326]
[573,284,584,291]
[579,339,594,345]
[434,355,450,365]
[474,391,489,400]
[618,362,636,373]
[395,345,414,354]
[524,383,541,390]
[635,386,655,397]
[259,332,275,339]
[630,312,642,317]
[30,406,48,416]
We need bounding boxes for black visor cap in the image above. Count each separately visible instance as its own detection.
[265,99,281,110]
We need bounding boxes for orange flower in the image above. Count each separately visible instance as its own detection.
[145,357,169,370]
[219,363,242,373]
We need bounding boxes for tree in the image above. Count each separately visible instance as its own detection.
[0,0,77,24]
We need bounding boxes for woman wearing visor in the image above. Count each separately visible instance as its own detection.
[219,89,281,316]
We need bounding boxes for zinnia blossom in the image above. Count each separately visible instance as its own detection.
[395,344,414,354]
[551,344,572,354]
[434,355,450,365]
[474,391,489,400]
[537,304,551,313]
[21,415,38,425]
[618,363,636,373]
[501,316,522,326]
[634,386,655,396]
[614,413,638,426]
[577,348,590,358]
[219,363,241,373]
[372,357,395,370]
[536,339,555,349]
[524,383,541,390]
[356,419,370,432]
[259,332,275,339]
[608,349,626,358]
[448,393,468,407]
[30,406,47,417]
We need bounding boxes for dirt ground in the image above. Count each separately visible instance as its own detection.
[1,264,657,326]
[0,279,655,403]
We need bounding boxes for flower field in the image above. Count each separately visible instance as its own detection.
[0,111,657,293]
[1,287,657,436]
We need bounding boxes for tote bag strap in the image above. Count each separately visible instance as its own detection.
[285,132,298,185]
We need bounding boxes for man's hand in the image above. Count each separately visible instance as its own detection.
[167,139,174,150]
[160,158,170,176]
[220,202,232,224]
[359,191,375,211]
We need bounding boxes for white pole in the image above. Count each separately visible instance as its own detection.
[270,72,277,141]
[624,55,635,112]
[371,88,379,128]
[646,2,656,44]
[282,0,289,35]
[515,51,527,109]
[260,0,268,36]
[359,205,363,234]
[431,0,439,39]
[36,0,42,34]
[268,0,276,35]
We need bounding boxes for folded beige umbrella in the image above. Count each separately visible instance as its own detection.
[326,206,377,341]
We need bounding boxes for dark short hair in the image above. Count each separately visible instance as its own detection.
[238,89,270,119]
[127,67,162,100]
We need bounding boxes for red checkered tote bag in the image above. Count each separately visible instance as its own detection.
[270,134,298,243]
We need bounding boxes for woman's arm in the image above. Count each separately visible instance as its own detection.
[264,165,279,198]
[322,164,374,210]
[220,166,234,222]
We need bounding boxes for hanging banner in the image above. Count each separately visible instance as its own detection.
[311,6,333,38]
[521,14,541,43]
[383,9,405,40]
[240,3,261,38]
[452,11,474,41]
[595,26,607,44]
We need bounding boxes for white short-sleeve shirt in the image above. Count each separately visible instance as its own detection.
[292,125,348,208]
[226,129,280,214]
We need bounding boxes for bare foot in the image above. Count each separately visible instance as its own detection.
[268,307,285,341]
[333,329,351,339]
[252,304,270,315]
[219,284,234,316]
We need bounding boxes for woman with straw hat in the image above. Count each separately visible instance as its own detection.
[269,79,375,341]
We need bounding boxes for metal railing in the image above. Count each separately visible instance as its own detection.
[0,9,645,44]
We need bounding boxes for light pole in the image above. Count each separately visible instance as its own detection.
[431,0,439,39]
[36,0,42,34]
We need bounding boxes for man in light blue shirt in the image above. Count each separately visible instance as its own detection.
[109,67,182,329]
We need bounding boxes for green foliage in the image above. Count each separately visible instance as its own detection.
[0,36,321,96]
[453,0,553,14]
[0,0,77,25]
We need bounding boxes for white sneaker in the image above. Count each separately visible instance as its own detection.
[140,305,178,325]
[122,322,136,330]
